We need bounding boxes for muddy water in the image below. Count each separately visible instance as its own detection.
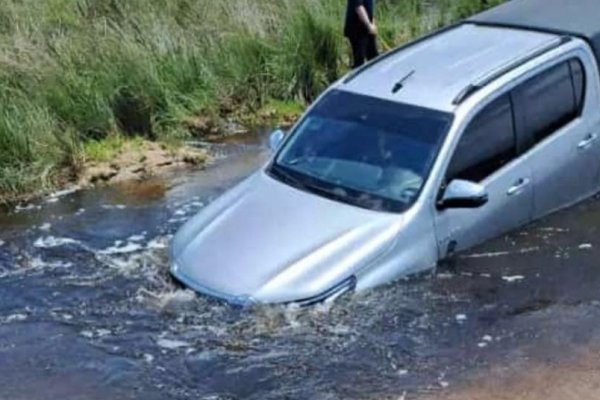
[1,131,600,400]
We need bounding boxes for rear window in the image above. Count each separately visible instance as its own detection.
[446,58,587,185]
[514,59,584,149]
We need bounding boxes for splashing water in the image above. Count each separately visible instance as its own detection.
[2,131,600,400]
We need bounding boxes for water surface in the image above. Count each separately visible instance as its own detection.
[2,132,600,399]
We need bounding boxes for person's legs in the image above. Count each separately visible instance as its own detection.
[349,35,367,69]
[366,35,379,61]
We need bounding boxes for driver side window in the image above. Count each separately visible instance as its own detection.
[447,94,517,183]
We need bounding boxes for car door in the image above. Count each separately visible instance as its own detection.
[434,94,534,256]
[512,57,600,219]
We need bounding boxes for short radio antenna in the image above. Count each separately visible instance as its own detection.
[392,70,415,94]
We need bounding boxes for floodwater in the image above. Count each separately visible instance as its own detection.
[1,132,600,400]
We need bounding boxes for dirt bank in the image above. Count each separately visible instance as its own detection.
[75,106,299,191]
[79,140,209,187]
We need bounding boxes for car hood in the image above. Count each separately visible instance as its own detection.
[171,171,404,304]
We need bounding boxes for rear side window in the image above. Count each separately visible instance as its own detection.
[447,95,516,183]
[514,61,581,147]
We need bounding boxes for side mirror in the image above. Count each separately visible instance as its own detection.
[438,179,488,210]
[269,129,285,152]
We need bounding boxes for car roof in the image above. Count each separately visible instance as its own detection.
[470,0,600,68]
[339,23,559,112]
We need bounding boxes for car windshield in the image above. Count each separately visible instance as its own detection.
[270,90,453,213]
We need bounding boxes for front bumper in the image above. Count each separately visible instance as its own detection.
[170,260,256,307]
[171,259,356,307]
[293,276,357,307]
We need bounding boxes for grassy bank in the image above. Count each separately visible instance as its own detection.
[0,0,502,202]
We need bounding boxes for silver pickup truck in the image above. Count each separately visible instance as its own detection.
[170,0,600,305]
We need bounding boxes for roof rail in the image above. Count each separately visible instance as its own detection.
[343,23,461,85]
[453,35,572,105]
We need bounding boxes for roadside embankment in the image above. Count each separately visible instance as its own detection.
[0,0,502,203]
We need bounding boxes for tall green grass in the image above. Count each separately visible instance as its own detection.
[0,0,501,201]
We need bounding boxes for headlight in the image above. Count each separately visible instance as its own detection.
[294,276,357,307]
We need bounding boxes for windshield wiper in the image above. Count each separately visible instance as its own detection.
[271,165,347,201]
[305,180,390,210]
[271,164,391,211]
[270,164,308,190]
[304,181,349,199]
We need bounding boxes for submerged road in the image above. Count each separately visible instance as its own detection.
[1,132,600,400]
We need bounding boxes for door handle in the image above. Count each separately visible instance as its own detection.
[507,178,530,196]
[578,133,598,150]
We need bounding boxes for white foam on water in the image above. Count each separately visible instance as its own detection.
[28,257,73,270]
[128,234,146,242]
[242,350,291,365]
[245,304,306,334]
[463,251,510,259]
[90,239,171,284]
[39,223,52,231]
[80,328,113,339]
[3,314,27,323]
[51,312,73,321]
[539,227,569,233]
[101,204,127,210]
[15,204,41,213]
[327,324,352,336]
[96,329,112,337]
[464,246,540,259]
[192,350,215,361]
[0,256,74,278]
[455,314,467,323]
[147,238,168,250]
[579,243,593,250]
[518,246,540,254]
[98,241,144,255]
[502,275,525,283]
[156,338,191,350]
[46,186,79,202]
[0,240,4,247]
[34,236,79,249]
[0,256,73,278]
[140,288,196,310]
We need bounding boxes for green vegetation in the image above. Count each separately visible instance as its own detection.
[83,135,145,163]
[0,0,502,202]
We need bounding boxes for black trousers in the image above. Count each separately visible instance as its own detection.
[348,34,379,69]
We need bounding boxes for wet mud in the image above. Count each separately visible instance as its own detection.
[428,341,600,400]
[1,131,600,399]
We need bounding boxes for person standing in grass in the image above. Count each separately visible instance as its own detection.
[344,0,378,69]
